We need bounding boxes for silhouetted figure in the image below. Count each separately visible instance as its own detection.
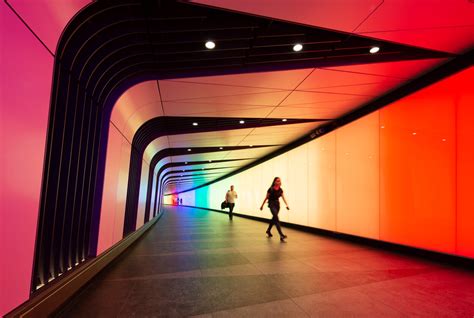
[180,198,183,205]
[225,185,238,220]
[260,177,290,241]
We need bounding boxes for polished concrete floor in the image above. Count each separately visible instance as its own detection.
[59,206,474,317]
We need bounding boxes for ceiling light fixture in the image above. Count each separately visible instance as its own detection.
[187,148,191,151]
[370,46,380,54]
[239,120,245,124]
[282,119,287,122]
[249,145,253,147]
[293,43,303,52]
[192,122,198,126]
[205,41,216,49]
[219,147,223,150]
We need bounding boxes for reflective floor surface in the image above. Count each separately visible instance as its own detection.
[58,206,474,317]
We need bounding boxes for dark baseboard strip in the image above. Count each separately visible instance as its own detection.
[172,204,474,269]
[6,213,163,318]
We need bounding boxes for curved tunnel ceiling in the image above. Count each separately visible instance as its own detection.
[51,0,456,198]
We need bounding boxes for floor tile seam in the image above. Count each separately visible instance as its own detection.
[352,282,474,317]
[332,270,444,293]
[248,259,307,303]
[203,298,311,317]
[103,272,203,282]
[116,280,138,316]
[290,286,408,316]
[286,296,312,317]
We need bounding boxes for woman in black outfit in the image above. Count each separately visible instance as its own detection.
[260,177,290,241]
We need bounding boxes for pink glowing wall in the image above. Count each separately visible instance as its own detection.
[0,4,53,316]
[97,125,132,254]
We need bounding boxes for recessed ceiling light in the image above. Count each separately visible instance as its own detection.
[249,145,253,147]
[282,119,288,122]
[370,46,380,54]
[205,41,216,49]
[182,170,185,172]
[412,132,417,136]
[239,120,245,124]
[219,147,223,150]
[192,122,198,126]
[442,138,447,142]
[185,162,188,164]
[293,44,303,52]
[187,148,191,151]
[209,160,212,162]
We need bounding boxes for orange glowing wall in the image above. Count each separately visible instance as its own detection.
[336,112,380,239]
[379,79,457,254]
[186,66,474,259]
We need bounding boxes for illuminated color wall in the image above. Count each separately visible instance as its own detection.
[183,67,474,259]
[0,6,53,315]
[0,1,91,315]
[97,124,132,254]
[179,191,196,206]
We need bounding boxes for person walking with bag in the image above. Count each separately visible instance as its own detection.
[225,185,238,220]
[260,177,290,242]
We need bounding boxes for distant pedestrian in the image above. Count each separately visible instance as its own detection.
[225,185,238,220]
[260,177,290,241]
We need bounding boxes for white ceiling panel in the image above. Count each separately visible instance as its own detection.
[281,91,371,107]
[163,105,275,118]
[250,122,321,135]
[159,80,283,101]
[271,106,354,119]
[168,129,253,142]
[167,69,314,90]
[165,91,289,106]
[169,137,247,148]
[162,102,270,116]
[322,59,448,80]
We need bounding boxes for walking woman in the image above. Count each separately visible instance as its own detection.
[260,177,290,241]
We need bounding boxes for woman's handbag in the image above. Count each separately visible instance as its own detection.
[221,201,228,209]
